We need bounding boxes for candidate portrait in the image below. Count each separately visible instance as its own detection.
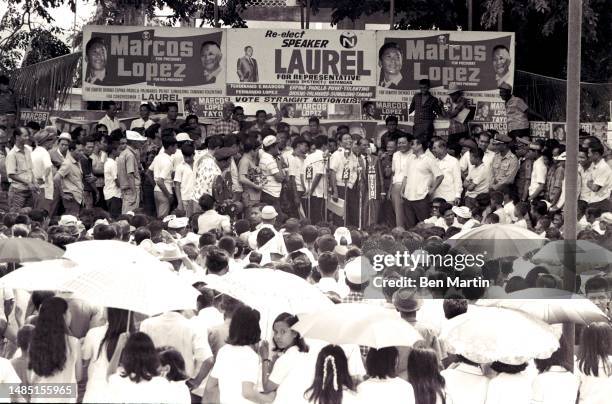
[378,42,407,90]
[237,45,259,82]
[492,45,512,87]
[84,37,109,85]
[200,40,222,85]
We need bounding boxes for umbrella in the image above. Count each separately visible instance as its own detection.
[531,240,612,272]
[293,303,422,348]
[440,306,560,365]
[476,288,609,325]
[448,224,546,260]
[64,240,160,266]
[202,268,332,315]
[0,259,77,291]
[0,238,64,263]
[62,261,199,316]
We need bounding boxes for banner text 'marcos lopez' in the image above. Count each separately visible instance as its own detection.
[267,30,371,80]
[111,34,192,82]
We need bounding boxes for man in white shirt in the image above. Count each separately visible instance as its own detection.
[31,129,56,214]
[528,141,548,201]
[316,251,349,299]
[130,103,155,130]
[98,101,125,133]
[402,135,443,229]
[584,141,612,211]
[174,143,196,217]
[286,136,308,218]
[196,194,231,235]
[431,137,462,205]
[247,206,287,255]
[459,132,495,176]
[103,142,122,218]
[152,135,177,218]
[259,135,285,212]
[303,135,328,225]
[390,133,412,228]
[441,358,489,404]
[463,148,491,211]
[330,132,362,227]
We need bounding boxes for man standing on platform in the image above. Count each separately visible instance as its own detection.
[409,79,443,138]
[6,127,37,209]
[357,138,384,227]
[117,131,146,213]
[303,135,328,225]
[490,133,519,190]
[330,132,360,227]
[209,102,240,137]
[431,137,462,206]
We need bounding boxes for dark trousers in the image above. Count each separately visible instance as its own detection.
[589,198,612,213]
[403,198,431,229]
[107,197,122,219]
[261,192,281,213]
[337,185,360,227]
[95,186,107,210]
[307,196,325,225]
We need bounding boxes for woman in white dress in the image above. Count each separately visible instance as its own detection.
[106,332,172,403]
[531,338,578,404]
[576,322,612,403]
[304,344,361,404]
[27,297,82,403]
[485,361,531,404]
[81,308,133,403]
[358,347,415,404]
[407,348,452,404]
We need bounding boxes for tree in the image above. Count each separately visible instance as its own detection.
[22,28,71,67]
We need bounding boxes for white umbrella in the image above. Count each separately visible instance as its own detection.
[0,259,77,291]
[477,288,609,325]
[64,240,159,266]
[202,268,332,315]
[531,240,612,272]
[449,224,546,259]
[293,303,422,348]
[62,261,199,316]
[441,306,560,365]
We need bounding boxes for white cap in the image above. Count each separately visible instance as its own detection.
[58,215,78,226]
[58,132,72,141]
[262,135,278,148]
[599,212,612,224]
[452,206,472,219]
[554,152,566,161]
[344,257,368,284]
[334,227,352,246]
[168,217,189,229]
[176,132,191,142]
[162,214,176,224]
[261,206,278,220]
[126,130,146,142]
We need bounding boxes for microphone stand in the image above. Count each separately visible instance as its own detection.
[358,164,363,230]
[323,152,329,223]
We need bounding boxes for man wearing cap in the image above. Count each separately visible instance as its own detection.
[499,84,545,138]
[342,257,369,303]
[259,135,285,212]
[452,206,479,230]
[431,137,462,206]
[31,128,56,213]
[490,132,519,190]
[6,127,37,210]
[209,102,240,137]
[117,130,146,214]
[247,206,287,255]
[514,133,533,201]
[50,132,71,170]
[54,140,83,216]
[527,140,548,201]
[130,103,155,130]
[98,101,125,133]
[445,84,469,144]
[584,141,612,212]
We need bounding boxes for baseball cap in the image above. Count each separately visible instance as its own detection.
[176,132,191,142]
[262,135,278,148]
[261,206,278,220]
[126,130,147,142]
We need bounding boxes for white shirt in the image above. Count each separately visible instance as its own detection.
[130,117,155,130]
[140,311,212,378]
[190,307,224,334]
[357,377,415,404]
[106,373,173,404]
[583,159,612,203]
[259,150,282,197]
[197,210,231,234]
[210,344,260,404]
[403,152,442,201]
[530,366,578,404]
[330,148,360,189]
[152,153,175,193]
[316,277,349,299]
[247,223,287,254]
[0,357,21,403]
[81,325,111,403]
[303,150,326,197]
[485,371,533,404]
[31,146,54,199]
[576,356,612,404]
[503,201,517,223]
[103,158,121,200]
[465,163,490,198]
[269,346,314,404]
[529,156,548,197]
[434,153,462,202]
[460,149,495,174]
[392,150,412,184]
[288,154,306,192]
[441,363,489,404]
[174,162,195,201]
[98,115,124,133]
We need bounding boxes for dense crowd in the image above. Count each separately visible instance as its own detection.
[0,74,611,403]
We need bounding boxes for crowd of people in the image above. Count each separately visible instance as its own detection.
[0,75,611,403]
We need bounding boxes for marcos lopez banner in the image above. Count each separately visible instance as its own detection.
[226,28,377,103]
[375,31,514,102]
[82,25,226,101]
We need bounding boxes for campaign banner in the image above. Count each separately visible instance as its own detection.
[470,100,507,134]
[361,101,409,121]
[184,97,232,118]
[19,110,50,127]
[226,29,377,103]
[375,31,515,103]
[278,103,329,118]
[82,25,226,101]
[530,121,550,139]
